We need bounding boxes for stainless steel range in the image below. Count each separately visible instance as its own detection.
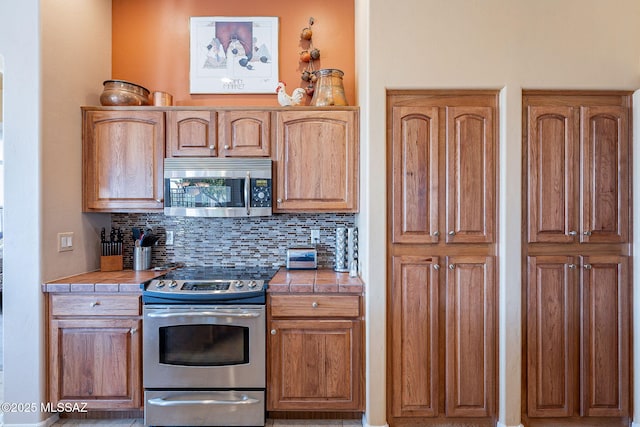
[142,266,277,427]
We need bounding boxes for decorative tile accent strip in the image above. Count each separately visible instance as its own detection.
[111,213,356,269]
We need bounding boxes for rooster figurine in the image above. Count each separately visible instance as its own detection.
[276,81,305,106]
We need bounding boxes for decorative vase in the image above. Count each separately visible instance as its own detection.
[310,69,348,106]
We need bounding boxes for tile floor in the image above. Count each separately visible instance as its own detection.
[52,419,362,426]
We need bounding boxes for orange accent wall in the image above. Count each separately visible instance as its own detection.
[112,0,355,106]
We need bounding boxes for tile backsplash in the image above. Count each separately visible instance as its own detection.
[111,213,356,269]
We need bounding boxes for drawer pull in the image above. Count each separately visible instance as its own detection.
[311,302,319,308]
[90,301,100,308]
[270,329,277,335]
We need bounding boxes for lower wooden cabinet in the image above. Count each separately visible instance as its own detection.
[389,255,496,422]
[267,294,363,411]
[48,294,142,410]
[525,255,630,421]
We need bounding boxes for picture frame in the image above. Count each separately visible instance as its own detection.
[190,16,279,94]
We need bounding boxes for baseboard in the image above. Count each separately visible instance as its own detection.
[1,413,59,427]
[362,413,389,427]
[496,422,524,427]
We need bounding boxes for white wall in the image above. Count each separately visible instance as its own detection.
[357,1,640,426]
[0,0,111,424]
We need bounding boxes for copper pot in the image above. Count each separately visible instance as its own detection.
[100,80,151,106]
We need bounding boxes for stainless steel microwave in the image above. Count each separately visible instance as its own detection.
[163,158,272,217]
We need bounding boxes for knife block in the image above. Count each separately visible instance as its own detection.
[101,255,123,272]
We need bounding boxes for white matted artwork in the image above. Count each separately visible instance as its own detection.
[190,16,279,94]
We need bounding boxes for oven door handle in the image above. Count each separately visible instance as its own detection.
[146,310,262,319]
[148,396,260,407]
[245,171,251,216]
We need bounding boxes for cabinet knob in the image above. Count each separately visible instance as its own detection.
[155,198,163,203]
[583,230,592,236]
[312,302,319,308]
[277,199,283,203]
[224,145,230,150]
[569,230,577,236]
[209,145,215,150]
[432,231,440,237]
[449,264,455,270]
[569,264,576,269]
[130,327,138,335]
[270,329,277,335]
[433,264,440,270]
[448,230,455,236]
[584,264,592,270]
[90,301,100,307]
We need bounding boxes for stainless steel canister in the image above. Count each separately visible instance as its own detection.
[335,227,358,273]
[133,246,152,271]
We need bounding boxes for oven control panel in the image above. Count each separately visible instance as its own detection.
[148,279,265,295]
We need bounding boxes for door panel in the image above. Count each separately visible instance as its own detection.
[526,106,580,243]
[580,255,629,417]
[390,256,439,417]
[580,106,629,243]
[445,106,495,243]
[526,255,577,417]
[444,255,495,417]
[391,106,439,244]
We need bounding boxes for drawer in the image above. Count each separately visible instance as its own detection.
[270,294,360,318]
[50,294,141,317]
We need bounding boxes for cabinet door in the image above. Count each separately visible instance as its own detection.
[83,110,164,211]
[218,110,271,157]
[390,255,439,417]
[580,106,629,243]
[268,319,362,411]
[526,255,578,418]
[444,255,495,417]
[166,110,217,157]
[580,255,629,417]
[526,105,580,243]
[274,110,358,212]
[445,106,495,243]
[49,318,141,409]
[391,106,439,244]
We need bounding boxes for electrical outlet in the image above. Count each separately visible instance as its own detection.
[310,229,320,244]
[58,232,74,252]
[166,230,174,246]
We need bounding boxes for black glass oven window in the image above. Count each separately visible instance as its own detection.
[165,178,245,208]
[159,324,249,366]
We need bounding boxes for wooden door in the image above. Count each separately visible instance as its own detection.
[445,106,495,243]
[526,255,578,418]
[268,319,361,410]
[274,110,358,212]
[218,110,271,157]
[444,255,495,417]
[580,255,629,417]
[526,105,580,243]
[390,255,440,417]
[166,110,217,157]
[391,106,439,244]
[83,110,164,211]
[49,318,141,409]
[580,106,629,244]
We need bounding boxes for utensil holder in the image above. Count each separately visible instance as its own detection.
[133,246,152,271]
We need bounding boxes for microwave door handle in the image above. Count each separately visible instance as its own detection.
[146,310,262,319]
[147,396,260,407]
[245,171,251,216]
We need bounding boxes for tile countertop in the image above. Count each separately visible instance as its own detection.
[268,268,364,294]
[42,269,170,293]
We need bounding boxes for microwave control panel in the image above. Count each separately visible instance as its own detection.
[251,178,272,207]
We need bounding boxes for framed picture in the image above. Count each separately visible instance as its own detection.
[190,16,279,94]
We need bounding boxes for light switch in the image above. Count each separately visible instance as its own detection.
[58,232,74,252]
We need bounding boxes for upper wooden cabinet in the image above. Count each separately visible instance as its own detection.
[167,110,270,157]
[274,109,359,212]
[391,97,496,244]
[82,109,164,212]
[525,96,630,244]
[166,110,217,157]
